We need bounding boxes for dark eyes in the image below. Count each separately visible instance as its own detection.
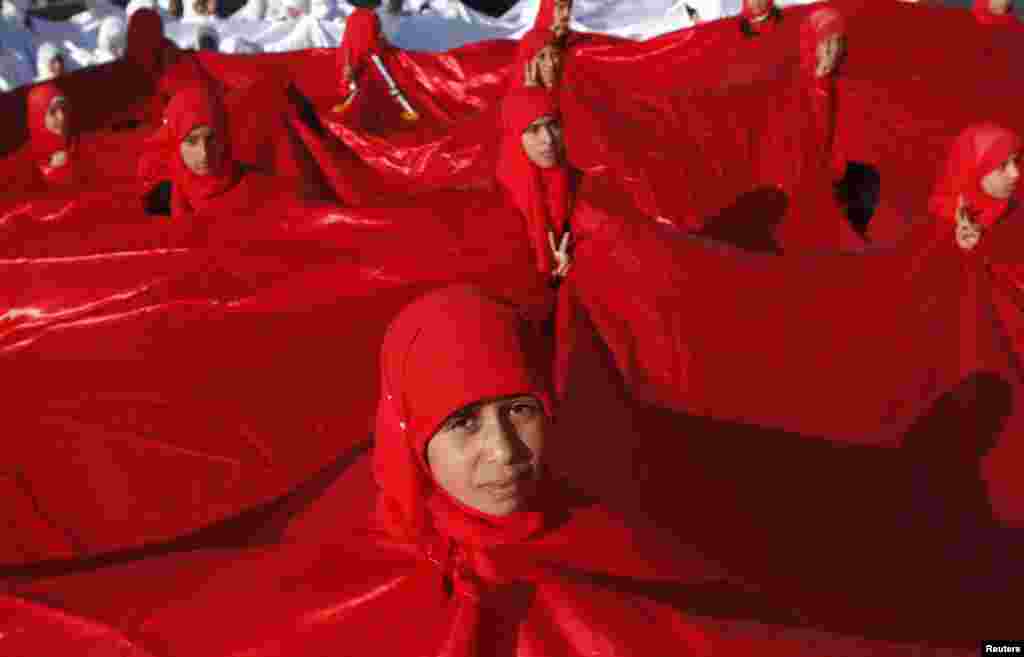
[445,402,540,433]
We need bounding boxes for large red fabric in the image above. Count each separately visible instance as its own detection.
[3,2,1024,651]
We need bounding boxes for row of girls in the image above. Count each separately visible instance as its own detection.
[2,0,1024,653]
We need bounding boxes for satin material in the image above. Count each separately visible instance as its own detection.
[1,2,1023,651]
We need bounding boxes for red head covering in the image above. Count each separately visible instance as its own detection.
[337,6,381,89]
[125,8,166,78]
[534,0,555,31]
[799,7,847,181]
[973,0,1018,25]
[374,284,553,557]
[164,85,242,217]
[496,87,572,275]
[929,122,1021,229]
[511,28,556,91]
[26,82,77,185]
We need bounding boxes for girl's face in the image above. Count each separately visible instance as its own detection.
[980,153,1021,200]
[179,124,221,175]
[426,395,546,516]
[532,44,562,89]
[520,115,563,169]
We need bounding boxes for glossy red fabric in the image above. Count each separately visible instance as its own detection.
[496,87,572,274]
[929,122,1022,229]
[0,595,155,656]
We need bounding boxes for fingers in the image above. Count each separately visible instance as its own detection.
[559,231,570,252]
[548,230,556,252]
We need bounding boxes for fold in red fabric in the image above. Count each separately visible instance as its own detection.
[928,122,1022,229]
[496,87,573,275]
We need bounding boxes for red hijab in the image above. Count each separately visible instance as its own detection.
[534,0,556,31]
[337,6,382,88]
[799,7,847,181]
[374,285,554,578]
[164,85,242,217]
[26,82,78,186]
[973,0,1018,25]
[496,87,572,275]
[929,122,1021,229]
[511,28,556,91]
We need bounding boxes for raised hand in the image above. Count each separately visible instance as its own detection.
[549,230,572,278]
[955,194,982,251]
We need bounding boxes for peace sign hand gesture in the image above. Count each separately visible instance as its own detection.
[955,194,982,251]
[549,230,572,279]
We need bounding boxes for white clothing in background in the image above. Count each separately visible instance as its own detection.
[220,34,262,52]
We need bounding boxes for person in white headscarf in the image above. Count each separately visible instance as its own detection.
[0,45,33,91]
[220,34,262,52]
[311,0,341,21]
[35,41,68,82]
[94,15,127,62]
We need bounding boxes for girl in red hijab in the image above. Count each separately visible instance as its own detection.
[336,2,383,109]
[928,121,1021,248]
[973,0,1019,26]
[772,7,867,253]
[161,85,243,219]
[534,0,571,39]
[516,28,563,91]
[24,81,79,189]
[740,0,782,36]
[496,87,575,277]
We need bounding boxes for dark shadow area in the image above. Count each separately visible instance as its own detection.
[836,161,881,236]
[552,308,1022,645]
[696,186,787,253]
